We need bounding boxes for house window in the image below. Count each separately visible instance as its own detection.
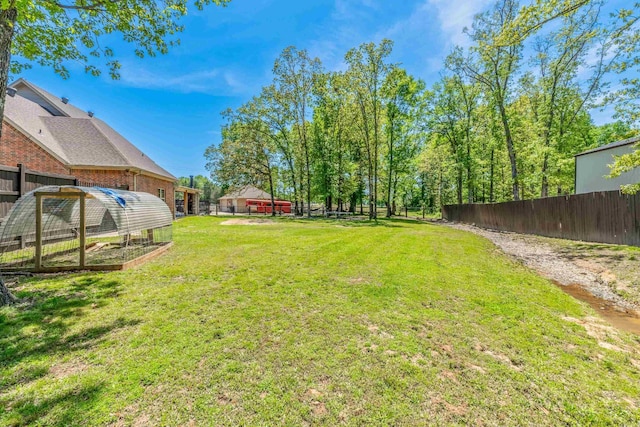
[158,188,166,201]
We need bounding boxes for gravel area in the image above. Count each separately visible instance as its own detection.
[443,221,639,312]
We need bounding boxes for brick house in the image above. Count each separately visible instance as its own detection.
[0,78,177,215]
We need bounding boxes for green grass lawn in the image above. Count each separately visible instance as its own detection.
[1,217,639,426]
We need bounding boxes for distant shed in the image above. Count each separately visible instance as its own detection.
[575,136,640,194]
[218,185,271,213]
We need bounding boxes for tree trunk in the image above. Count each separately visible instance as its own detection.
[386,125,394,218]
[305,154,311,218]
[0,9,16,307]
[0,7,17,139]
[498,102,519,200]
[456,167,463,205]
[0,278,16,306]
[265,159,276,217]
[489,149,495,203]
[466,144,473,203]
[541,153,549,198]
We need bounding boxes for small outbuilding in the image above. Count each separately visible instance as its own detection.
[218,185,282,213]
[575,136,640,194]
[0,186,173,272]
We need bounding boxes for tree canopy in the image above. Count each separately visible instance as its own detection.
[207,0,640,213]
[0,0,230,136]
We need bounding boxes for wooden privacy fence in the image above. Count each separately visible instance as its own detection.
[442,190,640,247]
[0,164,77,220]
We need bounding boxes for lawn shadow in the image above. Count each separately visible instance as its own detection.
[1,382,105,427]
[0,274,138,386]
[335,217,441,228]
[554,243,639,263]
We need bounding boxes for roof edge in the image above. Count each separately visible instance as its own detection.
[575,136,640,157]
[10,78,69,117]
[3,117,70,165]
[176,185,203,193]
[69,165,176,182]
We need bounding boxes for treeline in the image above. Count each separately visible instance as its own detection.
[176,175,221,203]
[206,0,640,217]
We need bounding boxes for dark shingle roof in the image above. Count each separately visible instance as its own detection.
[575,136,640,157]
[4,78,176,180]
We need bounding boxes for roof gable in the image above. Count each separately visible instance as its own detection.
[4,79,176,181]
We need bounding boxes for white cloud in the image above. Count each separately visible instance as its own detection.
[116,65,251,95]
[426,0,493,47]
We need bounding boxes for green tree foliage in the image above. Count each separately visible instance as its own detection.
[0,0,230,139]
[381,67,425,216]
[207,0,640,217]
[205,116,278,215]
[177,175,220,202]
[608,145,640,194]
[273,46,322,217]
[344,39,394,219]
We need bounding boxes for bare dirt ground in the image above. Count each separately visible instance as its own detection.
[220,218,276,226]
[442,222,640,320]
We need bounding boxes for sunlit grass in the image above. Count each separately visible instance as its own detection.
[1,216,639,425]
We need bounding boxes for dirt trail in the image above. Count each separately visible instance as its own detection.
[220,219,276,226]
[442,222,640,331]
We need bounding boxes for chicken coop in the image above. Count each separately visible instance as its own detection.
[0,186,173,273]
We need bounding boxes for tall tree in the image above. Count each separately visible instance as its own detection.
[273,47,322,217]
[382,67,424,216]
[345,39,394,219]
[452,0,523,200]
[524,1,610,196]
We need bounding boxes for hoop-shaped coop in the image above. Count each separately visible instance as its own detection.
[0,186,173,272]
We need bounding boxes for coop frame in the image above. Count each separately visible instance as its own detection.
[0,186,173,273]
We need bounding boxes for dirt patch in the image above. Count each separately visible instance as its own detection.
[443,222,640,323]
[561,315,638,353]
[49,360,90,379]
[220,218,276,226]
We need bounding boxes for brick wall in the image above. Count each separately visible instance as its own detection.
[74,169,175,216]
[2,120,176,216]
[73,168,133,189]
[135,174,176,216]
[0,122,71,175]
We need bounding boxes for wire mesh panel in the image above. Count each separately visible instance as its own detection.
[0,186,173,272]
[41,196,82,268]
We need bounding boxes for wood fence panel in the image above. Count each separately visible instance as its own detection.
[442,191,640,247]
[0,164,76,221]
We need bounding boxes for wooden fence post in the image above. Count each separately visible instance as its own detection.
[35,193,42,271]
[18,163,25,196]
[79,193,86,268]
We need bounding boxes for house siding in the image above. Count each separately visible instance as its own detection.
[0,121,71,175]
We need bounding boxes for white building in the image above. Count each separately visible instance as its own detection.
[575,136,640,194]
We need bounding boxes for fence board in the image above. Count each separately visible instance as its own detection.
[0,164,76,220]
[442,191,640,247]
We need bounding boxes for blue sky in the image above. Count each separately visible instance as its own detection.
[14,0,626,178]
